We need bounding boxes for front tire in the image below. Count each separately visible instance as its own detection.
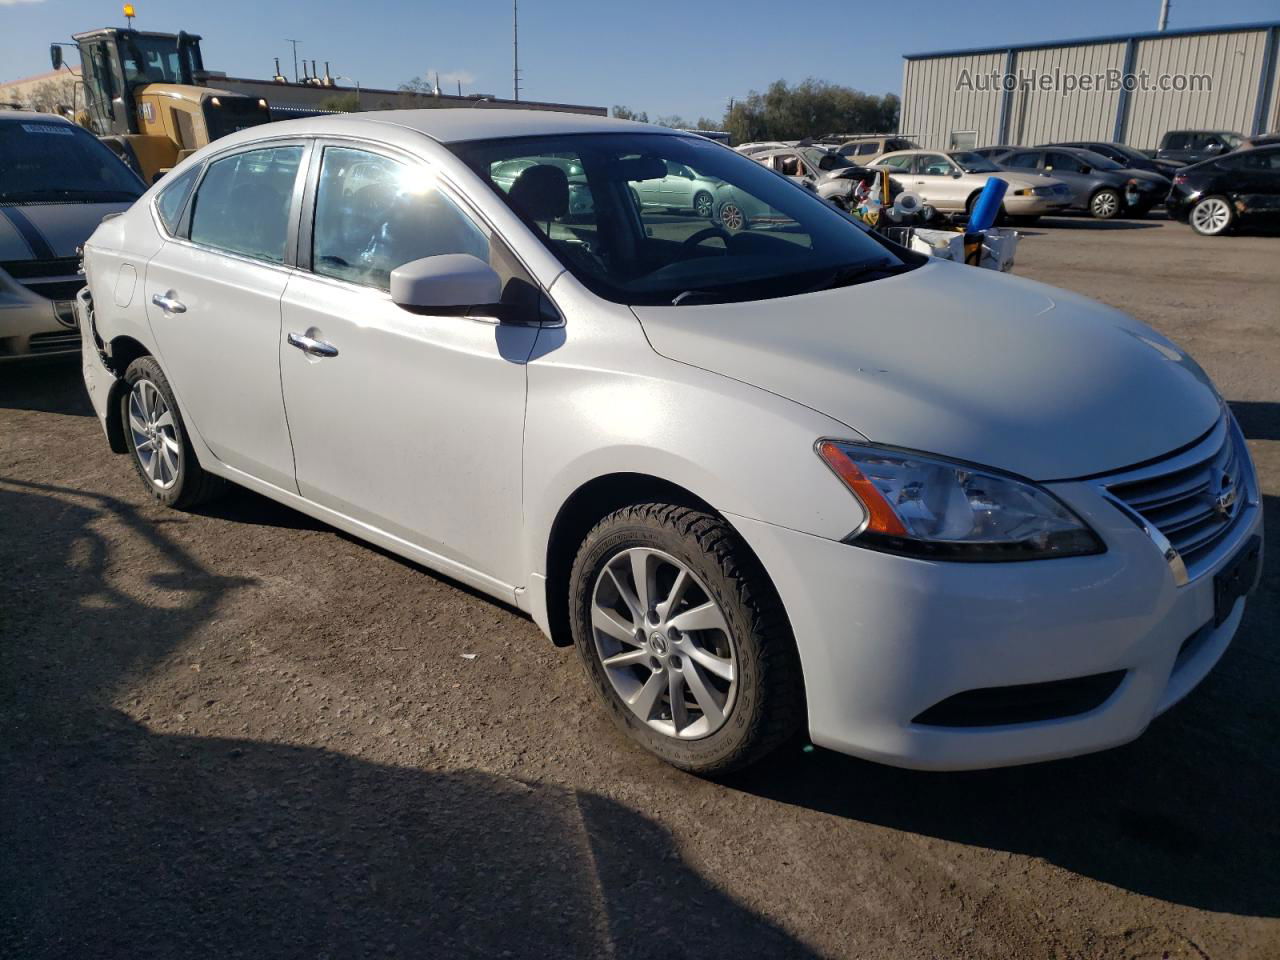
[569,503,804,774]
[1188,195,1233,236]
[121,356,224,509]
[693,190,714,218]
[1090,188,1122,219]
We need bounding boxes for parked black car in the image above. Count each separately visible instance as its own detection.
[989,146,1170,218]
[1050,141,1183,177]
[1165,144,1280,236]
[1155,130,1244,166]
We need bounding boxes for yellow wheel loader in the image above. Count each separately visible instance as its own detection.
[50,27,272,182]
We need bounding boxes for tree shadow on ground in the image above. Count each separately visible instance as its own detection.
[0,479,816,960]
[728,491,1278,918]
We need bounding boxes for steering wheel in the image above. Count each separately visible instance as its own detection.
[681,226,732,251]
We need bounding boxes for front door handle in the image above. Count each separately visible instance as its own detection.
[287,331,339,358]
[151,292,186,314]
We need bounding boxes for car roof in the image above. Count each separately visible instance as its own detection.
[0,112,73,125]
[261,109,653,145]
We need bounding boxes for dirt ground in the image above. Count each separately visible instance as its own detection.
[2,216,1277,960]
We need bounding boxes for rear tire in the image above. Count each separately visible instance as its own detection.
[693,190,714,218]
[121,356,224,509]
[569,503,804,774]
[1188,195,1233,236]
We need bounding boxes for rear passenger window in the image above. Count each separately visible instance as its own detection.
[856,142,879,156]
[310,146,489,291]
[154,164,200,235]
[189,145,302,263]
[1005,152,1040,169]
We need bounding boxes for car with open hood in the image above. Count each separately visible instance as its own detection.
[76,109,1262,774]
[1,112,144,360]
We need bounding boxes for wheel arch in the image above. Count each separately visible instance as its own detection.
[542,472,722,647]
[102,335,152,454]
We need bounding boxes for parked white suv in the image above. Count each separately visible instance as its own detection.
[78,110,1262,774]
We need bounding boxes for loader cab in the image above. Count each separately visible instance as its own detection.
[57,28,270,182]
[68,28,203,137]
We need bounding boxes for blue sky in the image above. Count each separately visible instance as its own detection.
[4,0,1277,118]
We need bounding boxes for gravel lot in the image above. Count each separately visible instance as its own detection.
[2,216,1277,959]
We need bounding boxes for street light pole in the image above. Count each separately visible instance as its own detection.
[285,38,301,83]
[513,0,521,102]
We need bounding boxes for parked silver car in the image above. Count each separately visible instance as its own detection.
[870,149,1071,221]
[632,159,722,217]
[1,112,144,360]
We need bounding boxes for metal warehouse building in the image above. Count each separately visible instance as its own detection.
[900,21,1280,151]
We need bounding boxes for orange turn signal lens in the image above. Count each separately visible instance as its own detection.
[817,441,908,537]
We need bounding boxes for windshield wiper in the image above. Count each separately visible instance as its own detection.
[671,289,733,306]
[804,259,910,294]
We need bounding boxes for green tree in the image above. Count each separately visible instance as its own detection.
[723,79,899,143]
[611,105,648,122]
[318,92,361,113]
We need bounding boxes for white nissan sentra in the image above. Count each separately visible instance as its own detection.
[76,111,1262,774]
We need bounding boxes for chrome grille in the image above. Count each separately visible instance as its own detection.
[1105,417,1248,573]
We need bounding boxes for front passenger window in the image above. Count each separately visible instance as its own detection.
[188,145,302,263]
[311,146,489,291]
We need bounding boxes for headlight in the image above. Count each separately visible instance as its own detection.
[816,441,1104,561]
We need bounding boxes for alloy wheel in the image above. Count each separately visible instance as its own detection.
[720,203,745,232]
[590,547,737,739]
[1190,197,1231,235]
[128,378,180,490]
[694,191,714,218]
[1091,191,1119,218]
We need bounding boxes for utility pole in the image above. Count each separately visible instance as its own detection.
[1157,0,1170,31]
[513,0,521,101]
[285,38,301,82]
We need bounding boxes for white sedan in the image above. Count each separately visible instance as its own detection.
[77,110,1262,773]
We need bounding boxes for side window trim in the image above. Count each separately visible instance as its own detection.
[180,137,313,267]
[155,161,204,239]
[297,136,556,323]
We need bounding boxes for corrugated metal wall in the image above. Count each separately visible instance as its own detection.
[1007,42,1127,146]
[900,52,1005,148]
[901,26,1277,150]
[1124,30,1268,148]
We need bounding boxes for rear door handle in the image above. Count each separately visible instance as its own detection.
[151,292,186,314]
[287,331,339,358]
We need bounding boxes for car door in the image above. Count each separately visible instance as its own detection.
[1223,147,1280,224]
[143,140,307,490]
[912,153,965,210]
[1039,151,1089,205]
[277,142,539,591]
[660,161,694,209]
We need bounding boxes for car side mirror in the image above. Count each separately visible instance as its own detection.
[50,44,63,71]
[951,171,962,178]
[391,254,512,320]
[1079,165,1091,174]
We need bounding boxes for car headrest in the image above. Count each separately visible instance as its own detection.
[508,164,569,222]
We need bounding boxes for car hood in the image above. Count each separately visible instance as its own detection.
[632,261,1221,480]
[0,201,132,262]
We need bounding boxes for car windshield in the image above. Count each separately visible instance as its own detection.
[0,120,144,203]
[451,132,913,306]
[949,151,1000,172]
[801,147,856,170]
[1074,150,1123,170]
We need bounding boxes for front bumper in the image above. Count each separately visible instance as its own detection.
[0,287,82,360]
[726,451,1263,770]
[1004,194,1070,215]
